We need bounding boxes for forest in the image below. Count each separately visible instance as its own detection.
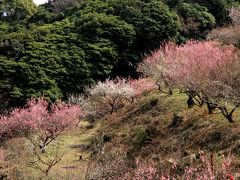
[0,0,239,109]
[1,0,240,179]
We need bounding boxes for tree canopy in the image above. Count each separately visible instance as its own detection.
[0,0,37,21]
[0,0,237,108]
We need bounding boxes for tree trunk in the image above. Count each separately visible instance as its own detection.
[187,96,195,109]
[226,114,234,123]
[206,102,215,114]
[219,106,236,123]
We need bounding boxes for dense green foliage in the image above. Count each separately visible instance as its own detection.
[164,0,240,25]
[0,0,37,21]
[0,0,238,108]
[177,2,216,39]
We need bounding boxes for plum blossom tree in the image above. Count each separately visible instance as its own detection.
[201,56,240,122]
[138,40,239,122]
[208,7,240,47]
[68,78,156,119]
[208,26,240,47]
[139,41,236,94]
[0,98,81,150]
[27,143,67,176]
[138,49,176,95]
[31,99,81,151]
[170,41,237,113]
[80,78,135,116]
[229,7,240,26]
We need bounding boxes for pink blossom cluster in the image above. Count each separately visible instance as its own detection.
[140,40,236,87]
[129,78,156,97]
[0,98,81,144]
[179,154,234,180]
[122,154,236,180]
[123,159,159,180]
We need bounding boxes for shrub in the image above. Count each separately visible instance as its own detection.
[134,128,151,146]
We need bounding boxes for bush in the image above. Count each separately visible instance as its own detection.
[134,128,151,146]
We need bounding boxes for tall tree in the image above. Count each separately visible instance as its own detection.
[177,2,216,39]
[0,0,37,21]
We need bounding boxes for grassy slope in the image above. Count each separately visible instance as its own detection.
[2,90,240,179]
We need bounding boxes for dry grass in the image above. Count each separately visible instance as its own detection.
[2,90,240,179]
[84,90,240,178]
[0,120,101,179]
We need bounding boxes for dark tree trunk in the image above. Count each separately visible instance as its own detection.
[170,114,183,127]
[206,102,215,114]
[218,106,238,123]
[187,96,195,109]
[225,114,234,123]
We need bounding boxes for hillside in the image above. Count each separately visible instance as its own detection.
[1,90,240,179]
[1,1,240,179]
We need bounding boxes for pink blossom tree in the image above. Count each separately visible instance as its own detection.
[138,40,239,122]
[0,98,81,151]
[201,57,240,122]
[171,40,237,114]
[208,26,240,47]
[32,99,81,151]
[138,48,176,95]
[229,7,240,26]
